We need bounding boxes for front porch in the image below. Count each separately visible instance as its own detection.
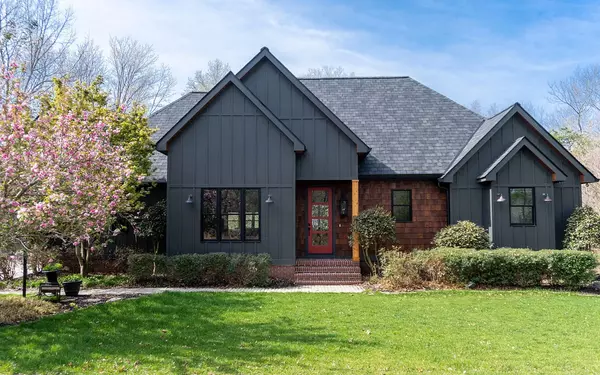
[295,181,360,261]
[293,181,362,284]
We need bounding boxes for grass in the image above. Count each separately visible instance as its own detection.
[0,296,59,325]
[0,290,599,374]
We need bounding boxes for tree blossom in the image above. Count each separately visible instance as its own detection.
[0,65,139,275]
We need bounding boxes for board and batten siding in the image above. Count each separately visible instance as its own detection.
[241,59,358,180]
[492,149,555,249]
[450,113,582,249]
[166,83,296,265]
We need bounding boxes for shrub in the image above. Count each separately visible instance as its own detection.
[378,247,598,290]
[128,253,272,287]
[543,250,598,287]
[563,206,600,250]
[228,253,271,287]
[350,206,396,274]
[0,296,59,325]
[433,221,490,249]
[379,247,422,289]
[128,254,168,282]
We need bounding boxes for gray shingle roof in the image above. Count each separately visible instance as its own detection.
[300,77,484,175]
[148,78,485,180]
[148,92,206,181]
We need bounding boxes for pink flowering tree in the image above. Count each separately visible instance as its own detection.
[0,65,139,276]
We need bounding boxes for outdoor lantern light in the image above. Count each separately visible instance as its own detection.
[185,194,193,204]
[496,193,506,203]
[543,193,552,202]
[339,196,348,217]
[265,194,274,204]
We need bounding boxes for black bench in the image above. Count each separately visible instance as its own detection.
[38,283,61,301]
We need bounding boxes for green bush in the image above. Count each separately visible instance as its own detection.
[379,247,598,290]
[563,206,600,250]
[433,221,491,249]
[350,206,396,274]
[128,253,271,287]
[543,250,598,287]
[127,254,168,282]
[433,221,490,249]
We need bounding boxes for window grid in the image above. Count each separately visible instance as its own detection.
[509,187,535,226]
[201,188,261,242]
[391,189,412,223]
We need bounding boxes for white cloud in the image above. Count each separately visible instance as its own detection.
[62,0,600,113]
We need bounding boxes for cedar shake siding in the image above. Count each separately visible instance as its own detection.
[360,180,448,249]
[296,180,447,258]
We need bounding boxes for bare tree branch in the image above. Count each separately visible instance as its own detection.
[67,36,104,84]
[185,59,230,92]
[0,0,75,94]
[302,65,355,78]
[106,36,176,112]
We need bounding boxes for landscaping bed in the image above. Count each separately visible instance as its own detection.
[1,291,600,374]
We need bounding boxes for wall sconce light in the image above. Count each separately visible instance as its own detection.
[496,193,506,203]
[339,196,348,217]
[265,194,274,204]
[542,193,552,202]
[185,194,193,204]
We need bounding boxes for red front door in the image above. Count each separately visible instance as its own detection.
[307,187,333,254]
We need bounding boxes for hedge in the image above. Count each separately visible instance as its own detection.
[380,247,598,289]
[128,253,271,287]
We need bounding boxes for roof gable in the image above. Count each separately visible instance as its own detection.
[156,72,305,153]
[440,103,598,183]
[477,136,567,182]
[236,47,370,153]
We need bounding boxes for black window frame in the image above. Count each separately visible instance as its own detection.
[509,187,535,226]
[201,188,261,242]
[391,189,412,223]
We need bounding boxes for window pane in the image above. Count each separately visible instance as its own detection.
[312,219,329,231]
[312,233,329,246]
[510,188,525,206]
[311,205,329,217]
[245,190,260,240]
[311,190,328,203]
[202,189,218,240]
[524,189,534,205]
[510,207,523,224]
[393,190,410,205]
[393,206,410,222]
[221,189,241,240]
[522,207,534,224]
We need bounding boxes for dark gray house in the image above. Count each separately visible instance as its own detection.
[150,47,597,284]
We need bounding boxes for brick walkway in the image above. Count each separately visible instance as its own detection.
[0,285,366,296]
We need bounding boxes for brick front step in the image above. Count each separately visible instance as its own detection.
[295,279,363,285]
[295,272,362,283]
[295,258,357,267]
[295,266,360,274]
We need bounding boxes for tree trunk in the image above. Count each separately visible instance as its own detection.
[152,242,159,276]
[75,242,89,277]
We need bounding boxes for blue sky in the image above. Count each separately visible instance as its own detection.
[63,0,600,111]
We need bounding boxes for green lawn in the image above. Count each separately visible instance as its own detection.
[1,291,599,374]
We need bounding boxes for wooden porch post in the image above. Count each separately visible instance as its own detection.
[352,179,360,262]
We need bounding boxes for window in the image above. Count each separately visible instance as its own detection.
[201,188,261,241]
[509,188,535,226]
[392,190,412,222]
